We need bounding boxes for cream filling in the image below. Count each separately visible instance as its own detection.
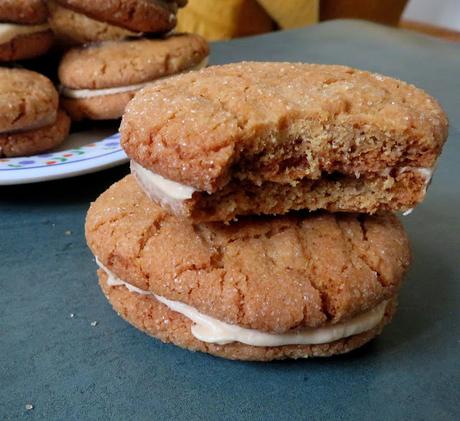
[132,162,435,214]
[0,23,50,44]
[97,258,388,347]
[131,160,196,212]
[61,57,209,99]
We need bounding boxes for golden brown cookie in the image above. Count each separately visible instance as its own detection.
[0,68,58,133]
[47,0,140,46]
[0,28,53,61]
[59,34,209,89]
[0,0,48,24]
[0,0,53,61]
[85,175,410,360]
[120,62,449,221]
[55,0,185,33]
[58,34,209,120]
[60,91,136,122]
[0,109,70,157]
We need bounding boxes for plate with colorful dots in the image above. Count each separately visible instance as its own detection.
[0,128,128,185]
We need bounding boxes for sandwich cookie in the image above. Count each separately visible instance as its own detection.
[0,0,53,61]
[86,175,411,361]
[58,33,209,120]
[121,62,449,222]
[47,0,141,46]
[54,0,186,34]
[0,68,70,157]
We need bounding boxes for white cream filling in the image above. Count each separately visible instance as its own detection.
[97,258,388,347]
[131,160,196,212]
[0,23,50,44]
[61,57,208,99]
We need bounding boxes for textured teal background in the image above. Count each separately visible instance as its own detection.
[1,20,459,420]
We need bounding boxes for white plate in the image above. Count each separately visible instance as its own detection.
[0,128,128,185]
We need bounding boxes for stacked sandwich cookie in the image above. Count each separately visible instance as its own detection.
[86,62,448,361]
[0,2,68,157]
[56,0,210,121]
[0,0,53,61]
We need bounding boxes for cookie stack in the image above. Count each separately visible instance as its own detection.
[0,1,209,157]
[86,62,448,361]
[56,0,209,121]
[0,1,68,158]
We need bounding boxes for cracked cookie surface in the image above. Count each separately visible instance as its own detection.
[86,175,410,333]
[58,34,209,89]
[0,68,58,133]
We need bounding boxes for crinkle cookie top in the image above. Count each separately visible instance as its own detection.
[86,175,411,333]
[0,68,58,133]
[58,34,209,89]
[0,0,48,24]
[120,62,448,193]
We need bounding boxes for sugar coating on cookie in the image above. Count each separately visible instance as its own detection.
[58,34,209,120]
[0,68,58,133]
[86,175,409,360]
[86,175,410,332]
[120,62,448,221]
[55,0,183,33]
[47,0,141,46]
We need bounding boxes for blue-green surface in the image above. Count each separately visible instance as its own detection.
[1,20,459,420]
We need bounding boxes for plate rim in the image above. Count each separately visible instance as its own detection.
[0,131,127,185]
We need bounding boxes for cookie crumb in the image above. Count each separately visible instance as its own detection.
[25,404,33,411]
[90,321,98,327]
[65,230,72,235]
